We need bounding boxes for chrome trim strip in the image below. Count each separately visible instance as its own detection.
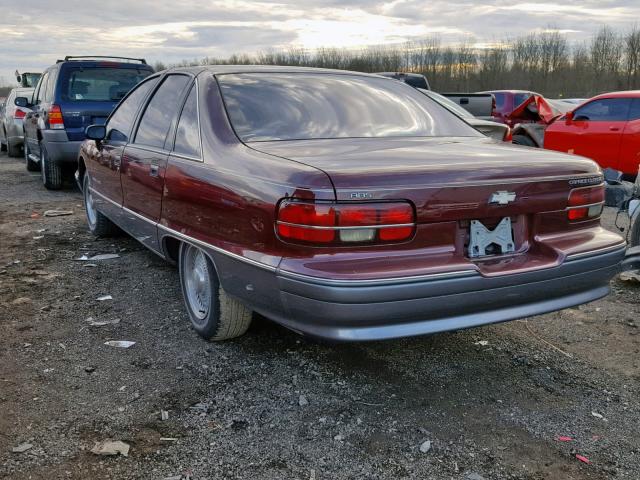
[90,187,120,208]
[565,201,604,211]
[276,221,415,231]
[277,268,478,286]
[156,223,277,272]
[566,243,627,261]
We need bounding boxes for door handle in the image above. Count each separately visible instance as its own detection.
[609,126,620,131]
[150,165,159,177]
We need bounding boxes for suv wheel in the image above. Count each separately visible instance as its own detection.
[179,243,252,341]
[40,143,63,189]
[1,129,7,152]
[24,142,39,171]
[83,173,118,236]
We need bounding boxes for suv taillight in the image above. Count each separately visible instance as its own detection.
[14,109,26,120]
[48,104,64,130]
[567,185,604,221]
[276,201,415,245]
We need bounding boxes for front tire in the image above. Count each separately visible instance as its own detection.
[25,142,39,171]
[7,138,21,157]
[83,173,118,236]
[179,243,252,341]
[40,143,63,190]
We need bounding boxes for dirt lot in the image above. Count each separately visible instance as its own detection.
[0,151,639,480]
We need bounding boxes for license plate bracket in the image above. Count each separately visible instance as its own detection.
[468,217,515,258]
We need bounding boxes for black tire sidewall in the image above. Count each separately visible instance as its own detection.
[179,244,221,338]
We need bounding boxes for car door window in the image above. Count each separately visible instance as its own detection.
[173,84,200,158]
[628,98,640,121]
[35,72,48,106]
[574,98,631,122]
[134,75,190,149]
[107,76,159,143]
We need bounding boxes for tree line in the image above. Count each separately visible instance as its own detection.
[156,25,640,98]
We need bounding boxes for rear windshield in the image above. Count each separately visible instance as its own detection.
[218,73,482,142]
[60,67,152,102]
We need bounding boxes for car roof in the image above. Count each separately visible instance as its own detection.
[165,65,390,78]
[477,89,538,95]
[589,90,640,100]
[54,60,153,70]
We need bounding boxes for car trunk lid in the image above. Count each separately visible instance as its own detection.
[253,137,605,276]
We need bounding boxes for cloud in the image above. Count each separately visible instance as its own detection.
[0,0,639,84]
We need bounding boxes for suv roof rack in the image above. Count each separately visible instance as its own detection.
[58,56,147,65]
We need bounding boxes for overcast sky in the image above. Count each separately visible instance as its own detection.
[0,0,638,85]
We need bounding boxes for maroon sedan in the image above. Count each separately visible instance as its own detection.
[77,66,625,342]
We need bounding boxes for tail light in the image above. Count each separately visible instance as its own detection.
[503,127,513,143]
[567,185,604,221]
[277,200,415,245]
[48,105,65,130]
[14,109,26,120]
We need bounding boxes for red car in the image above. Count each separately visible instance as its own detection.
[478,90,538,126]
[77,66,624,342]
[545,91,640,177]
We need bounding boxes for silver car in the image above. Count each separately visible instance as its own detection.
[0,87,34,157]
[418,89,511,142]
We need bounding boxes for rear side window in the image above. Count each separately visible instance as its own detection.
[219,73,480,142]
[59,67,152,102]
[44,69,58,103]
[574,98,631,122]
[134,75,191,149]
[493,93,506,109]
[628,98,640,121]
[107,77,159,143]
[513,93,531,108]
[173,85,201,157]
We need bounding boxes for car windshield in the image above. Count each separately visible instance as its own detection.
[419,90,473,118]
[218,73,482,142]
[60,67,152,102]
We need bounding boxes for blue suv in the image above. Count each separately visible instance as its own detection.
[16,56,154,189]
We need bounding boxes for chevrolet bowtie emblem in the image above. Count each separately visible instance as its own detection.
[489,191,516,205]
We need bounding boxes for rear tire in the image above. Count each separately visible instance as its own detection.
[40,143,63,190]
[83,173,118,236]
[25,142,39,171]
[179,243,252,341]
[512,134,536,147]
[1,130,6,152]
[7,139,21,157]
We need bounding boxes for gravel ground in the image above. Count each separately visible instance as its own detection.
[1,151,639,480]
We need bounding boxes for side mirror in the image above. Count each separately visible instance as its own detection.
[14,97,29,108]
[85,124,106,141]
[564,111,573,124]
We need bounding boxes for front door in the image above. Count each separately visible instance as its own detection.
[120,74,191,252]
[91,76,160,205]
[568,97,631,170]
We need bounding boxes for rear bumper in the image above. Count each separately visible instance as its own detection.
[42,130,82,164]
[263,246,625,341]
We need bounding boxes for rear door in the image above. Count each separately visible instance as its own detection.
[120,74,191,252]
[57,64,153,142]
[620,98,640,176]
[552,98,630,170]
